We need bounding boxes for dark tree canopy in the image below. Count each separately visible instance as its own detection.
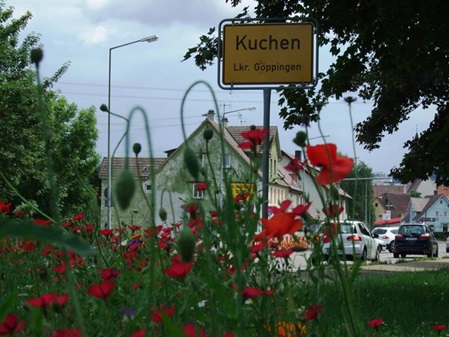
[0,1,100,219]
[184,0,449,185]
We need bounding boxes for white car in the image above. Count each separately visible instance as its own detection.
[372,226,399,253]
[321,220,381,262]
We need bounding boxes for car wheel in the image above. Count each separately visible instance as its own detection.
[388,241,395,253]
[393,253,399,258]
[374,246,381,261]
[361,248,367,261]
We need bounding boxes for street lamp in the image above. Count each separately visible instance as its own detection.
[106,34,159,229]
[221,107,256,126]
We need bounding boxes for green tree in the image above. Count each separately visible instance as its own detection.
[0,1,100,219]
[184,1,449,185]
[340,161,374,226]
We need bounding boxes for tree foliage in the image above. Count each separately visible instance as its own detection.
[184,0,449,185]
[340,161,374,225]
[0,1,100,218]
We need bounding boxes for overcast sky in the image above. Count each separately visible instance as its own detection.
[14,0,435,174]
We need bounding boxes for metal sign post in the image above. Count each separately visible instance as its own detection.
[217,18,318,218]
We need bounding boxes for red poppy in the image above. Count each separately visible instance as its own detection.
[87,279,115,300]
[99,229,114,237]
[368,318,384,329]
[304,304,322,322]
[61,221,72,228]
[128,225,141,233]
[163,254,194,279]
[100,267,120,280]
[290,202,312,217]
[284,157,305,174]
[268,200,292,214]
[259,213,303,239]
[306,143,353,185]
[321,222,340,243]
[54,262,66,274]
[22,241,35,252]
[0,200,11,214]
[52,327,81,337]
[28,293,57,308]
[0,313,25,335]
[131,330,146,337]
[182,323,206,337]
[272,248,293,258]
[250,241,266,255]
[322,204,344,218]
[242,287,264,300]
[14,210,24,218]
[432,324,447,332]
[34,218,51,226]
[233,192,249,202]
[84,224,95,233]
[196,182,208,191]
[72,213,84,221]
[238,127,269,150]
[150,305,176,323]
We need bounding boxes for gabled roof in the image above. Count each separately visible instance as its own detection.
[154,118,254,174]
[380,193,410,214]
[226,125,280,156]
[281,150,351,199]
[414,194,449,221]
[98,157,166,180]
[409,196,430,213]
[372,184,406,199]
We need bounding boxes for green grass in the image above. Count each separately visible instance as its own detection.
[315,269,449,336]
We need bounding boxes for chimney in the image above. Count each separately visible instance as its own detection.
[207,109,215,122]
[222,117,229,127]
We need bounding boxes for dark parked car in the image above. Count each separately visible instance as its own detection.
[393,223,438,258]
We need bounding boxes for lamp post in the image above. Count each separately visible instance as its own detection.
[106,34,159,229]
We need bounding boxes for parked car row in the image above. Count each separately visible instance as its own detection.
[372,226,399,253]
[312,221,441,263]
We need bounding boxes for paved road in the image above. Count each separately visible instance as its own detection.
[289,241,449,272]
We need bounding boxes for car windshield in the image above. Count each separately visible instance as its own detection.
[399,225,425,235]
[340,224,355,234]
[373,228,386,235]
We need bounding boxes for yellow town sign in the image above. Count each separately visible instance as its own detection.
[222,22,314,85]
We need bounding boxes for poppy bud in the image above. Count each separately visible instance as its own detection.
[30,48,43,65]
[159,207,167,222]
[293,131,307,147]
[176,227,196,263]
[133,143,142,156]
[184,146,200,181]
[114,169,135,210]
[203,129,213,141]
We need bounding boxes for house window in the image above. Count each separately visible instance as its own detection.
[142,182,151,194]
[436,211,439,217]
[224,154,231,168]
[193,183,205,199]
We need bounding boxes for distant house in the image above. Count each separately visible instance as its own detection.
[408,194,449,232]
[98,110,353,228]
[279,150,351,221]
[98,157,166,227]
[373,193,410,226]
